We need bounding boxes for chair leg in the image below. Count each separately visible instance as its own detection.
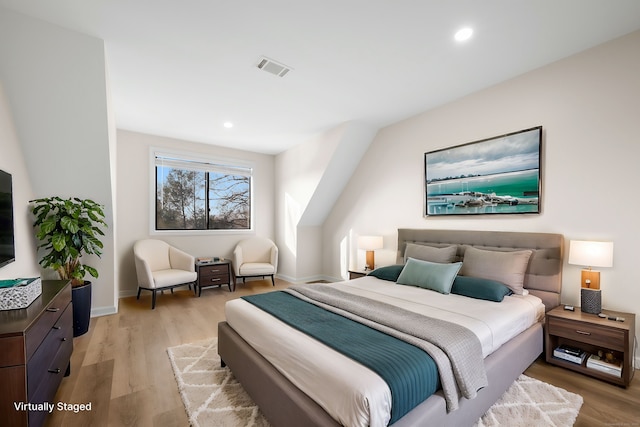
[152,290,157,309]
[137,287,141,300]
[271,275,275,286]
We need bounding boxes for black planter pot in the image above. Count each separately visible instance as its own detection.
[72,281,92,337]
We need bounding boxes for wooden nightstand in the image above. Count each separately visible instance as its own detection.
[348,269,368,280]
[195,259,235,295]
[545,306,635,387]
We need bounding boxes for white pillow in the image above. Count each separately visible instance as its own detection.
[459,246,532,295]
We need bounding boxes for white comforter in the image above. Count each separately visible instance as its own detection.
[225,276,544,427]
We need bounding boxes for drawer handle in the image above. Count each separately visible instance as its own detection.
[46,307,60,312]
[576,330,591,336]
[210,278,221,282]
[48,368,61,374]
[62,337,67,342]
[53,326,61,330]
[210,269,220,273]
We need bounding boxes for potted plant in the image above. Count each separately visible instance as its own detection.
[30,197,107,337]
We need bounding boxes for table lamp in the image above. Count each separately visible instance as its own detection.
[568,240,614,314]
[358,235,383,271]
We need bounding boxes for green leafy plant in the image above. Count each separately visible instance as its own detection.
[31,197,107,287]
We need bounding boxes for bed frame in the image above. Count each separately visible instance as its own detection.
[218,229,564,426]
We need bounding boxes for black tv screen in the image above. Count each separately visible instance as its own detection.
[0,169,15,268]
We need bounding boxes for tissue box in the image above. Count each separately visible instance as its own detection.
[0,277,42,310]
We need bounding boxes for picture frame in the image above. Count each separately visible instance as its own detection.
[424,126,542,216]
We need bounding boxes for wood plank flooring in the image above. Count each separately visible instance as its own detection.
[45,279,639,427]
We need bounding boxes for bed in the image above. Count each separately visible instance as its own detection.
[218,229,564,426]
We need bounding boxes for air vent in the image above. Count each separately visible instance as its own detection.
[256,56,291,77]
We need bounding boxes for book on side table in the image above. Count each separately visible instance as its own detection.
[553,344,587,365]
[586,353,622,377]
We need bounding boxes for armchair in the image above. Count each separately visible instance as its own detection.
[232,237,278,286]
[133,239,197,309]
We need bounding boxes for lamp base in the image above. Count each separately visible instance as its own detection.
[581,288,602,314]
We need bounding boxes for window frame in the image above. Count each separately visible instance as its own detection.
[150,147,255,235]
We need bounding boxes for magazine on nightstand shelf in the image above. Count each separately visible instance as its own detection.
[553,344,587,365]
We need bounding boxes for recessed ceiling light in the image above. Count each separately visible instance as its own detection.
[454,27,473,42]
[223,122,233,129]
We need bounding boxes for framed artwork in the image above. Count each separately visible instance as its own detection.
[424,126,542,216]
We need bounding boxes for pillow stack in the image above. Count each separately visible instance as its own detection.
[366,243,533,303]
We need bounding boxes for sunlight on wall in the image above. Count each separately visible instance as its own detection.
[285,192,301,254]
[339,233,349,280]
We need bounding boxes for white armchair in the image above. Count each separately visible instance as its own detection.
[133,239,197,309]
[232,237,278,286]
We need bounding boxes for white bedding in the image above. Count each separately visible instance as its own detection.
[225,276,545,427]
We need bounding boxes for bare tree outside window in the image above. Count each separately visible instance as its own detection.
[208,173,251,229]
[155,156,252,231]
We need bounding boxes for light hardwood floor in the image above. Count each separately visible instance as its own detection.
[46,279,639,427]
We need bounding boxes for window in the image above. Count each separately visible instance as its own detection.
[154,152,252,231]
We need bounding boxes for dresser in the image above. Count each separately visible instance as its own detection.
[0,280,73,427]
[195,260,235,294]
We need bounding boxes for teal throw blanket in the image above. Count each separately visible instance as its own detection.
[243,291,439,424]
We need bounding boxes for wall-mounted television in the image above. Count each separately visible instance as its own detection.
[424,126,542,216]
[0,169,15,268]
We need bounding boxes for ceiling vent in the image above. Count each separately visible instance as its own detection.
[256,56,291,77]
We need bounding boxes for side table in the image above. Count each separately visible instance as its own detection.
[348,269,368,280]
[195,259,235,295]
[545,306,635,387]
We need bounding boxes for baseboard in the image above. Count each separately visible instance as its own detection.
[119,289,138,299]
[91,305,117,318]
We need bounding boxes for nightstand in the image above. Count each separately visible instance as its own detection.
[195,259,235,295]
[545,306,635,387]
[348,269,368,280]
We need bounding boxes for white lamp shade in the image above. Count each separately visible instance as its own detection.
[358,235,383,250]
[568,240,613,268]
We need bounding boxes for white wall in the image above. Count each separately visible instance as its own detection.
[0,84,39,280]
[323,31,640,339]
[275,124,347,280]
[116,130,275,296]
[0,9,117,316]
[275,121,376,282]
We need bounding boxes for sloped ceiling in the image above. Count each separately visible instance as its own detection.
[1,0,640,154]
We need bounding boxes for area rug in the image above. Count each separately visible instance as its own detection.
[167,338,583,427]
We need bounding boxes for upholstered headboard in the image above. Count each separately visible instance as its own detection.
[397,229,564,311]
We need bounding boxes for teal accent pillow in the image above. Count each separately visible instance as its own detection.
[367,264,405,282]
[396,258,462,294]
[451,276,513,302]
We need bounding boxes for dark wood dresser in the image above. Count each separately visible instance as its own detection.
[0,280,73,427]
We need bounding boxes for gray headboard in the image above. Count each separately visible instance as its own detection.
[397,229,564,312]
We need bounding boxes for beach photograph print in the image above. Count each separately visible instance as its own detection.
[424,126,542,216]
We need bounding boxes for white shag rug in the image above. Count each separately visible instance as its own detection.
[167,338,582,427]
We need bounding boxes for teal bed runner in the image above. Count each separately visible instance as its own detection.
[242,291,439,424]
